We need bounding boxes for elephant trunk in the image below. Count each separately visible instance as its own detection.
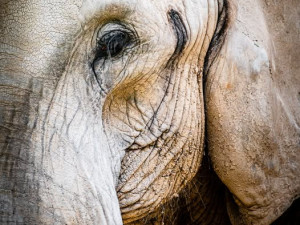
[0,81,38,224]
[0,76,123,224]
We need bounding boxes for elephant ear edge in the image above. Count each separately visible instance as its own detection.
[203,0,234,81]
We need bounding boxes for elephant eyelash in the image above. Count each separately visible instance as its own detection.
[91,23,139,82]
[95,29,134,60]
[93,22,138,62]
[91,23,139,76]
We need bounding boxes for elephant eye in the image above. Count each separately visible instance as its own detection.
[95,29,132,59]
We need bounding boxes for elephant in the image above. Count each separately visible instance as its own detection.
[0,0,299,224]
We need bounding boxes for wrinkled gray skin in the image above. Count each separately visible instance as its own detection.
[0,0,299,225]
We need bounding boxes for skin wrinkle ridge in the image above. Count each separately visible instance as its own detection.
[1,0,298,224]
[121,9,190,151]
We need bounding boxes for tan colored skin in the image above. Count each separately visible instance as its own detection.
[206,0,300,224]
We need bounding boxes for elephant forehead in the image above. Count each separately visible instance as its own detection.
[0,0,83,81]
[1,0,217,80]
[80,0,212,16]
[79,0,216,38]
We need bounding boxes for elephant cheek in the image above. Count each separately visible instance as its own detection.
[116,74,205,223]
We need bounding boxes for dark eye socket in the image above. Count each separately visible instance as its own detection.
[96,30,132,59]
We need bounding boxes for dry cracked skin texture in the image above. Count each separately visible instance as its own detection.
[0,0,299,225]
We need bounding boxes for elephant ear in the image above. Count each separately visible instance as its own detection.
[205,0,300,224]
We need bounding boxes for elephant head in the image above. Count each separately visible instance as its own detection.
[0,0,216,224]
[0,0,299,225]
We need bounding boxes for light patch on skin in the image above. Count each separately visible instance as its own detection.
[230,33,270,77]
[251,47,269,75]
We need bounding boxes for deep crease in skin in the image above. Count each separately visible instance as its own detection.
[201,0,229,166]
[122,9,189,153]
[203,0,229,83]
[166,9,188,68]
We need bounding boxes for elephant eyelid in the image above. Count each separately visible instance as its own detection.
[168,9,188,58]
[91,23,138,76]
[95,26,135,60]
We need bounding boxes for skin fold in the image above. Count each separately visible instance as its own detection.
[0,0,299,225]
